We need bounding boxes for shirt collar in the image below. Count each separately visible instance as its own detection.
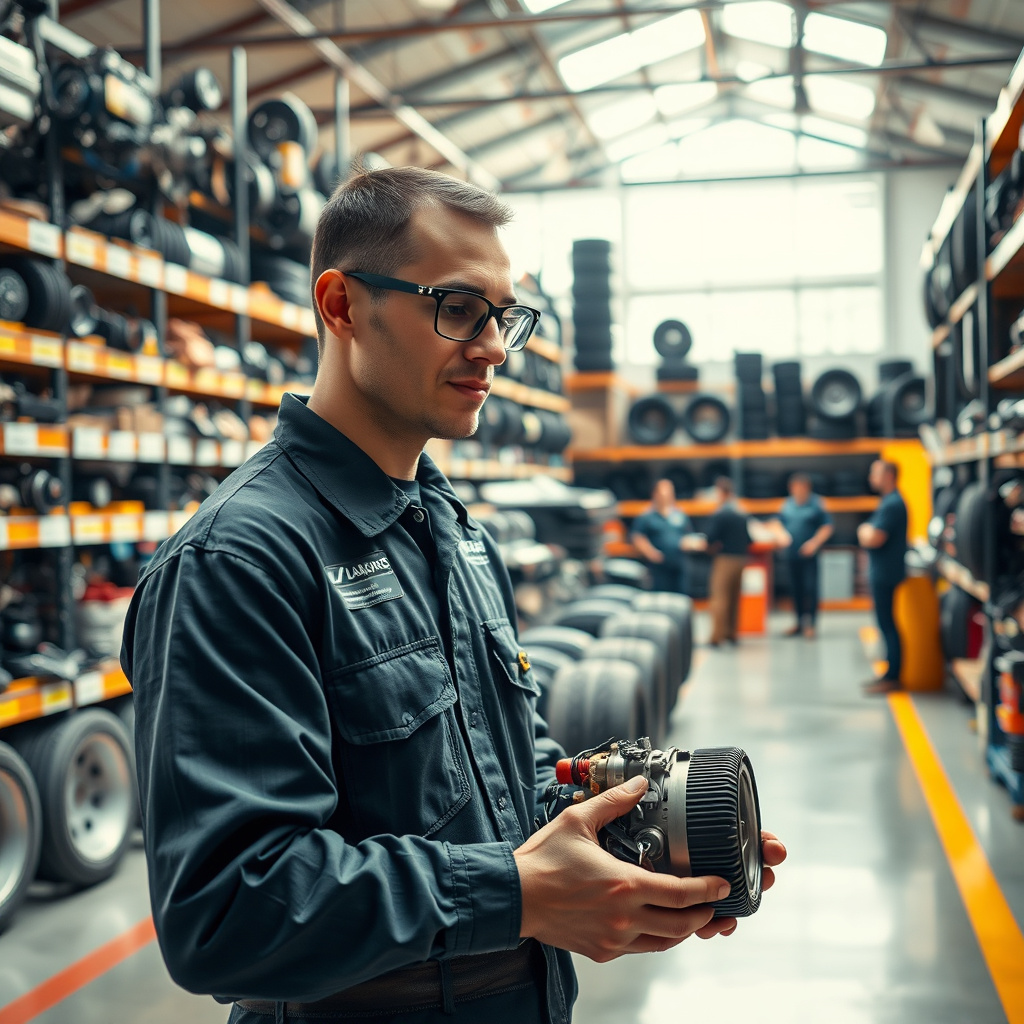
[273,394,472,537]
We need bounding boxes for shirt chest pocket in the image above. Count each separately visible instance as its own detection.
[325,637,470,839]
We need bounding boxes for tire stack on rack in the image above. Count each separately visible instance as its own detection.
[734,352,769,440]
[808,369,862,440]
[772,361,806,436]
[571,239,615,373]
[653,320,698,382]
[866,360,929,438]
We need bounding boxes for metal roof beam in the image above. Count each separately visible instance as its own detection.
[895,76,999,114]
[910,11,1024,52]
[250,0,499,188]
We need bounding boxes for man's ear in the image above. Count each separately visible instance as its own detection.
[315,269,355,340]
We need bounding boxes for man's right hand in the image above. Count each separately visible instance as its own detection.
[514,777,731,962]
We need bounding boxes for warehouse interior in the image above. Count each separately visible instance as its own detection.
[0,0,1023,1022]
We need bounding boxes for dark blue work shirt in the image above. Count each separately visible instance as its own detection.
[121,394,574,1021]
[705,503,751,556]
[631,507,693,566]
[867,490,908,586]
[779,496,832,558]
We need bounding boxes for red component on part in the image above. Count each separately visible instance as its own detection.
[556,758,590,785]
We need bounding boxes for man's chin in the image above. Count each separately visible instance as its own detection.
[428,415,480,442]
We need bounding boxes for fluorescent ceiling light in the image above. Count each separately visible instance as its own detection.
[606,122,670,162]
[588,95,658,139]
[721,2,794,49]
[654,81,717,116]
[558,10,705,91]
[803,13,887,66]
[806,76,877,120]
[521,0,570,11]
[800,114,868,148]
[620,143,681,183]
[745,75,794,108]
[736,60,771,82]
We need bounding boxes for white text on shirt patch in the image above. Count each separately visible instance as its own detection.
[460,538,490,567]
[325,550,405,610]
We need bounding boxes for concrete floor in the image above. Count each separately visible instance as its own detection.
[0,613,1021,1023]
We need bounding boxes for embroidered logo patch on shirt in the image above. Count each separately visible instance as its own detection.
[459,538,490,567]
[325,550,405,610]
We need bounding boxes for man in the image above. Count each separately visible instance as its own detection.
[775,473,833,639]
[630,477,698,594]
[858,459,908,695]
[702,477,751,647]
[121,167,785,1024]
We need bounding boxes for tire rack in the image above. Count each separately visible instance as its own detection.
[926,50,1024,816]
[568,375,920,611]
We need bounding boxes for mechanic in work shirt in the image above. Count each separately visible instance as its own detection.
[123,167,783,1024]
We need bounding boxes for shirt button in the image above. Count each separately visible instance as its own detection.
[402,711,414,726]
[469,712,478,728]
[497,796,507,811]
[412,508,425,523]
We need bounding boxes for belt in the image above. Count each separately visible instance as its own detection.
[236,940,543,1018]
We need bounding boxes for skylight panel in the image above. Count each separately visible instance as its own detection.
[620,144,681,183]
[744,75,795,108]
[806,76,877,120]
[720,2,794,49]
[803,13,887,66]
[558,11,705,92]
[606,123,670,163]
[736,61,772,82]
[666,116,712,139]
[654,81,717,117]
[588,95,658,140]
[797,135,860,169]
[678,119,796,175]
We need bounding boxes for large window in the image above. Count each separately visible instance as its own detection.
[504,175,885,366]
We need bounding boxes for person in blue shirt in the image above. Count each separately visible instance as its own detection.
[858,459,909,695]
[630,478,697,594]
[775,473,833,639]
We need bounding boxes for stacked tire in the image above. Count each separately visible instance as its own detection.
[808,369,861,440]
[524,590,693,751]
[572,239,614,373]
[772,361,805,437]
[866,361,929,438]
[735,352,769,440]
[654,320,698,382]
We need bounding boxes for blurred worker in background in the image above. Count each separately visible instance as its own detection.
[699,477,751,647]
[630,477,700,594]
[859,460,908,695]
[775,473,833,639]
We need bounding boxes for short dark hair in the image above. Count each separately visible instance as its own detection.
[789,472,812,488]
[877,459,900,482]
[715,476,734,496]
[309,165,514,354]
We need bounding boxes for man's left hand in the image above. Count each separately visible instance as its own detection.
[798,541,817,558]
[695,830,788,939]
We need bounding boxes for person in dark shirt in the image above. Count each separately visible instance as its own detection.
[858,459,909,694]
[774,473,833,639]
[630,478,697,594]
[701,477,751,647]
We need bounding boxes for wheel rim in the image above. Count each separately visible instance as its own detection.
[738,762,762,895]
[0,768,30,905]
[63,734,131,864]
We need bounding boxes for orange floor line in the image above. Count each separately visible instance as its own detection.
[889,692,1024,1024]
[0,916,156,1024]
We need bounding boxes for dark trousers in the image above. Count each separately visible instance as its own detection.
[651,560,687,595]
[871,579,902,682]
[788,556,820,626]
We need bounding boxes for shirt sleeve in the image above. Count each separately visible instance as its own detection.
[869,496,898,537]
[121,544,521,1003]
[817,502,833,530]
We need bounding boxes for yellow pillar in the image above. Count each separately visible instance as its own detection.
[894,575,945,691]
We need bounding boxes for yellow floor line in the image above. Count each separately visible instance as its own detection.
[888,692,1024,1023]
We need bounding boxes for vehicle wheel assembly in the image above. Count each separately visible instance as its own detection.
[0,740,41,931]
